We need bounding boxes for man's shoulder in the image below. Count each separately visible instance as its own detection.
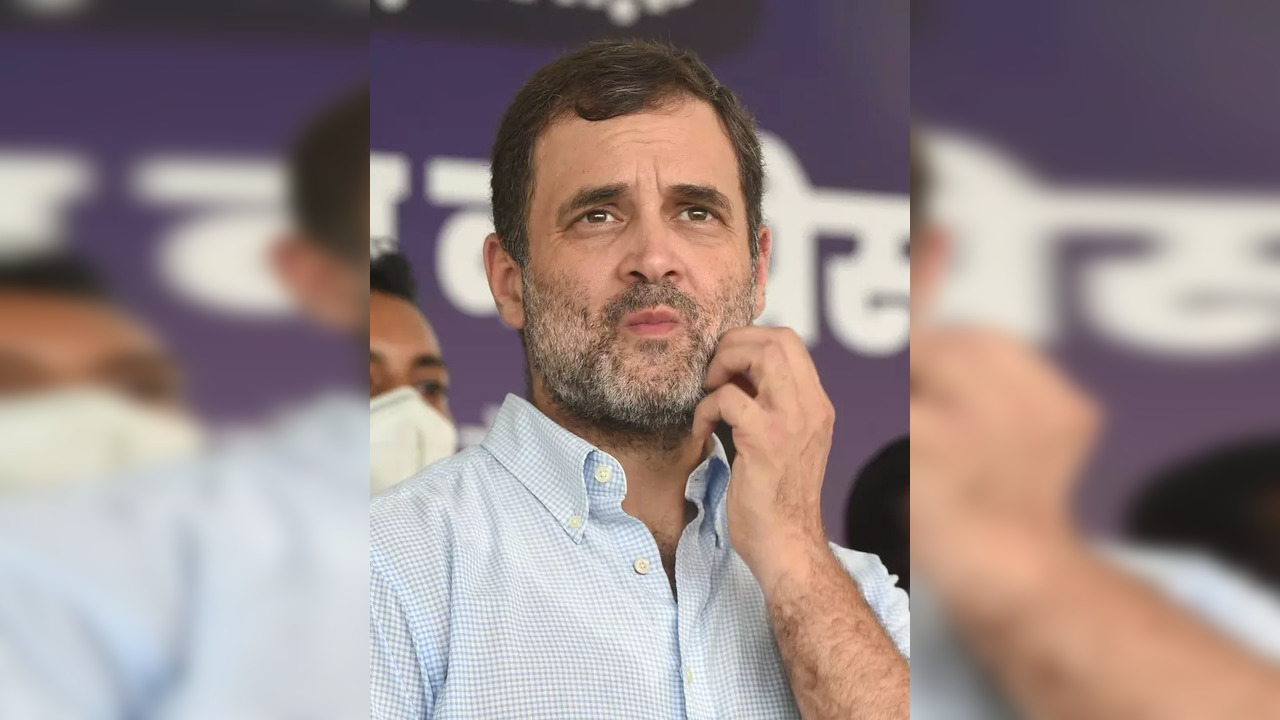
[828,543,902,589]
[369,446,509,550]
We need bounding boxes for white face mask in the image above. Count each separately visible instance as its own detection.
[0,388,205,493]
[370,386,458,495]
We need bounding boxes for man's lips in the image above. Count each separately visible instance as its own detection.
[621,307,682,336]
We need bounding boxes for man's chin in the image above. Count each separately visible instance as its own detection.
[616,356,696,386]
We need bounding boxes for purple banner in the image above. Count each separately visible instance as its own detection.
[913,1,1280,532]
[0,27,367,423]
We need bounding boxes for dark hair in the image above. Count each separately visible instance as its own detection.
[490,39,764,268]
[370,251,417,303]
[0,252,110,300]
[288,84,369,261]
[910,127,929,243]
[845,436,911,593]
[1126,437,1280,589]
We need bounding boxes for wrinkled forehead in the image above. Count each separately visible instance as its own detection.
[530,98,742,209]
[0,292,165,370]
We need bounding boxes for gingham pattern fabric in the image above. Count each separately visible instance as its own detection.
[370,393,910,719]
[0,396,370,719]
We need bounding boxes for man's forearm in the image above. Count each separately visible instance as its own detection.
[764,544,909,720]
[952,544,1280,720]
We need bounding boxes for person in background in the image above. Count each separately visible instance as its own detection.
[1126,437,1280,592]
[370,40,908,720]
[369,247,456,493]
[0,253,201,490]
[909,131,1280,720]
[0,85,370,719]
[846,436,910,594]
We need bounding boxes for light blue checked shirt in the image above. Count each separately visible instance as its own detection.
[0,396,369,719]
[370,393,911,719]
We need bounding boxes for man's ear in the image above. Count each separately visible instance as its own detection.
[484,234,526,330]
[752,225,773,320]
[911,225,950,319]
[272,234,365,331]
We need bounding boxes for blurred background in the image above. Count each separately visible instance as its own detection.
[913,0,1280,537]
[0,1,366,426]
[371,0,911,543]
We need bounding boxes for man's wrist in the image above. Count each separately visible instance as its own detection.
[747,534,841,602]
[946,533,1097,627]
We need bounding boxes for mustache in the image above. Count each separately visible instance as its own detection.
[601,281,701,328]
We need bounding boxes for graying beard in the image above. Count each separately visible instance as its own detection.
[524,272,754,451]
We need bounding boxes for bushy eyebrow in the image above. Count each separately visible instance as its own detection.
[557,183,629,223]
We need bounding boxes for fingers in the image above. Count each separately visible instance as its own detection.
[693,381,759,444]
[911,326,1104,512]
[704,326,817,406]
[912,327,1078,416]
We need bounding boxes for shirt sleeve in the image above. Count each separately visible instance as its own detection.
[1104,544,1280,662]
[830,544,912,661]
[371,557,432,719]
[0,476,188,718]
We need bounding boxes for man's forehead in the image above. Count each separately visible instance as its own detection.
[0,293,161,354]
[532,99,740,197]
[369,292,442,355]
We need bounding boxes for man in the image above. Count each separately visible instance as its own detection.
[1127,437,1280,591]
[0,253,202,489]
[0,253,183,408]
[0,85,370,718]
[845,436,910,594]
[369,247,456,493]
[370,41,909,720]
[909,132,1280,719]
[369,248,450,418]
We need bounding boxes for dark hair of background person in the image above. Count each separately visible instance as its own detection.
[288,84,369,261]
[0,252,110,300]
[845,436,911,593]
[490,39,764,269]
[910,127,928,242]
[1125,437,1280,591]
[370,252,417,304]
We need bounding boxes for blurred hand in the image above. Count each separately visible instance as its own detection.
[910,327,1102,613]
[694,326,835,595]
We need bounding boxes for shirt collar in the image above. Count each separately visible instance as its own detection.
[481,393,732,546]
[688,431,731,547]
[482,394,595,543]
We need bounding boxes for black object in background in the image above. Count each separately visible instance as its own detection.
[1126,437,1280,592]
[845,436,910,593]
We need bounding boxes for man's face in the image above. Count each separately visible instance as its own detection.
[0,292,183,410]
[515,98,766,438]
[369,290,450,419]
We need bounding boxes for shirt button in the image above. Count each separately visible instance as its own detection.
[715,522,723,536]
[594,465,611,484]
[567,515,583,530]
[683,666,693,684]
[633,557,650,575]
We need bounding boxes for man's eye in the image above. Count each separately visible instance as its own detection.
[681,207,713,222]
[120,377,179,404]
[581,209,616,224]
[417,381,447,398]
